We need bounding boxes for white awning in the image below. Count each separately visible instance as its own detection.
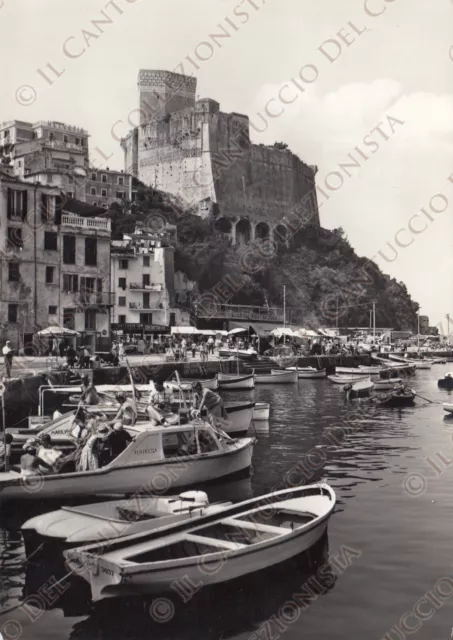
[171,326,198,335]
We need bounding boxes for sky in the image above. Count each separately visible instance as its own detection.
[1,0,452,328]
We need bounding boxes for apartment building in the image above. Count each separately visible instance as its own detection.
[0,171,112,352]
[111,224,189,341]
[85,168,133,208]
[0,120,134,209]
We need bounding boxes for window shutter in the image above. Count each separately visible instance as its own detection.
[97,278,103,292]
[21,191,28,219]
[63,274,69,291]
[74,275,79,292]
[7,188,14,219]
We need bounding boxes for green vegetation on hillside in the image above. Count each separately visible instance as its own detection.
[104,185,419,331]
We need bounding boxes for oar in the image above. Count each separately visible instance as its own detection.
[414,392,439,405]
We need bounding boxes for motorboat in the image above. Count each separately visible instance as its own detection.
[438,373,453,389]
[373,378,402,391]
[328,374,369,385]
[21,490,231,552]
[253,403,270,421]
[255,370,298,384]
[64,483,336,602]
[218,373,255,390]
[343,378,373,399]
[0,421,255,502]
[285,367,326,379]
[374,387,416,407]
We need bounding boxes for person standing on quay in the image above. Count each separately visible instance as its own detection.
[2,341,13,378]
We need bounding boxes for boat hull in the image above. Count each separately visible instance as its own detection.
[255,370,298,384]
[91,520,329,600]
[373,379,402,391]
[218,374,255,390]
[222,402,254,435]
[0,440,254,502]
[328,375,369,385]
[286,368,326,379]
[438,377,453,389]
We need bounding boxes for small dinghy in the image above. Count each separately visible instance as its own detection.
[165,376,219,392]
[328,374,369,385]
[343,378,374,399]
[432,358,447,365]
[438,373,453,389]
[285,367,326,379]
[21,491,231,552]
[64,483,336,602]
[373,378,402,391]
[218,373,255,390]
[335,367,372,376]
[357,365,382,375]
[442,403,453,415]
[253,403,270,421]
[375,386,416,407]
[255,370,298,384]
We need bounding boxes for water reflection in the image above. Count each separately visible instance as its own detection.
[68,535,334,640]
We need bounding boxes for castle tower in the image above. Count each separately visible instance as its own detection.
[138,70,197,125]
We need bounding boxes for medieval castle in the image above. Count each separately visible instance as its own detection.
[121,70,320,246]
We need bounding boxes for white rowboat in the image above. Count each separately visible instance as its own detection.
[255,370,298,384]
[218,373,255,390]
[328,374,369,385]
[64,483,336,602]
[285,367,326,379]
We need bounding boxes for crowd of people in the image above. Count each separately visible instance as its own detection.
[0,370,229,475]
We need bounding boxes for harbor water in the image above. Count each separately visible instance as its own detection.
[1,367,453,639]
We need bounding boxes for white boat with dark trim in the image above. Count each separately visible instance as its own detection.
[328,374,369,385]
[64,483,336,602]
[442,403,453,415]
[343,378,373,399]
[253,403,270,421]
[255,370,298,384]
[0,421,255,502]
[218,373,255,390]
[373,378,402,391]
[21,490,231,551]
[165,376,219,392]
[285,367,326,379]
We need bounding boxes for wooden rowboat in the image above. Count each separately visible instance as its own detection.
[64,483,336,602]
[285,367,326,379]
[255,370,298,384]
[218,373,255,390]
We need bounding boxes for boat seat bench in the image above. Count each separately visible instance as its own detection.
[220,517,291,535]
[185,533,246,551]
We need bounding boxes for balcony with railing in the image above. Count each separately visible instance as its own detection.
[195,303,285,323]
[61,214,111,233]
[129,283,163,291]
[129,302,164,311]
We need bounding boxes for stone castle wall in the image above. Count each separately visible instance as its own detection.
[132,70,320,231]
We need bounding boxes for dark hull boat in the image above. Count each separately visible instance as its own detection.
[438,374,453,389]
[375,387,416,407]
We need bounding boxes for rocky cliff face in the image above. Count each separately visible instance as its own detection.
[107,188,419,331]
